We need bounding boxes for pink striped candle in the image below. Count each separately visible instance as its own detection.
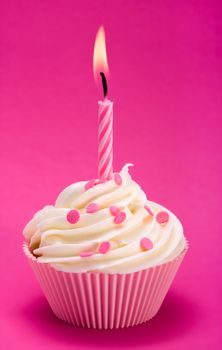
[98,98,113,180]
[94,26,113,181]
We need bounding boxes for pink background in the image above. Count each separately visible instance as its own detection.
[0,0,222,348]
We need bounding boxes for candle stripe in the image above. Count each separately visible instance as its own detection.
[99,106,109,120]
[99,139,112,170]
[98,138,113,170]
[103,158,113,179]
[98,119,112,157]
[98,101,108,112]
[98,122,112,146]
[98,104,109,122]
[98,119,112,150]
[98,140,112,177]
[98,105,112,131]
[99,153,112,178]
[98,106,112,140]
[99,129,113,160]
[98,115,112,142]
[98,102,112,122]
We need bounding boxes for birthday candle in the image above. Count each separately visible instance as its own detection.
[94,26,113,181]
[98,96,113,180]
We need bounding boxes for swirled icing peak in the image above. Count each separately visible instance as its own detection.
[23,164,186,273]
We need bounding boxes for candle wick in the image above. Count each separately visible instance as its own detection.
[100,72,108,98]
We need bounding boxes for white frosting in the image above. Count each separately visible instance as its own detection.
[23,164,186,273]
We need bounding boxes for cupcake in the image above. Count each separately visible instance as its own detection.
[23,163,187,329]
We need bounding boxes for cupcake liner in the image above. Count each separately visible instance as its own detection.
[23,242,188,329]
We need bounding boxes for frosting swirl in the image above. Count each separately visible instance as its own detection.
[23,164,186,273]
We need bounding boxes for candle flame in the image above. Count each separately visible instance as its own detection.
[93,26,109,83]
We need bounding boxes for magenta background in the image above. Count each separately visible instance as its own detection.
[0,0,222,349]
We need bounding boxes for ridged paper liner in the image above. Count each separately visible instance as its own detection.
[23,242,188,329]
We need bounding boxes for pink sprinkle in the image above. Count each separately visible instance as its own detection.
[156,211,169,224]
[99,241,111,254]
[114,173,122,185]
[140,237,153,250]
[66,209,80,224]
[80,251,94,258]
[114,211,126,224]
[86,202,99,213]
[109,205,121,216]
[144,205,154,216]
[85,179,96,190]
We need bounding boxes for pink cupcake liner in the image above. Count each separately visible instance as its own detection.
[23,242,188,329]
